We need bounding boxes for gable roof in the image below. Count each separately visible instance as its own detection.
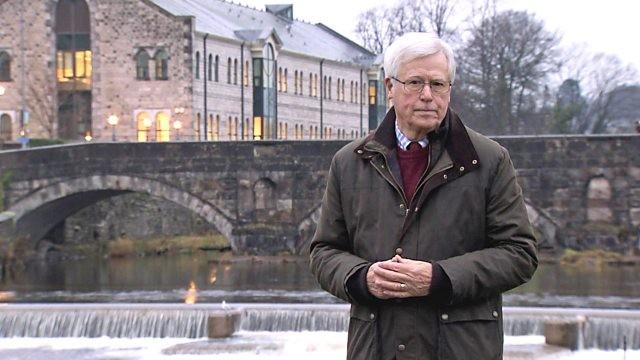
[149,0,376,66]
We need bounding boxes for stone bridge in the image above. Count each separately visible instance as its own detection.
[0,135,639,254]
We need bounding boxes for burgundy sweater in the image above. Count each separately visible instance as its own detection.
[396,143,429,203]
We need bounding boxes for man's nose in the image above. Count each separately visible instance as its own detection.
[419,84,434,100]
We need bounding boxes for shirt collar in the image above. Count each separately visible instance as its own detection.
[395,121,429,150]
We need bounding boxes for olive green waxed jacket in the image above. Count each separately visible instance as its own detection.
[309,108,538,360]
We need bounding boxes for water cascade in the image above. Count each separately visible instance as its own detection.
[1,304,638,349]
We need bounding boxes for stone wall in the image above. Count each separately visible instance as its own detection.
[0,135,638,254]
[62,193,217,244]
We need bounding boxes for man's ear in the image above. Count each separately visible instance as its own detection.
[384,77,394,99]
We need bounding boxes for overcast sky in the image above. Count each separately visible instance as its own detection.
[236,0,639,72]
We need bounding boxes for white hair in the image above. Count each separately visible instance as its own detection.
[383,32,456,84]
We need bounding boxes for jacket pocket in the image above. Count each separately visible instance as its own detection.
[438,299,503,360]
[347,304,379,360]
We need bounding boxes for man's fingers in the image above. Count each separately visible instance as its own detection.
[373,264,411,283]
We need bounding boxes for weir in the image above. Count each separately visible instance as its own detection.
[0,304,639,350]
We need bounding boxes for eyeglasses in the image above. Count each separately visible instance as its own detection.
[391,76,452,95]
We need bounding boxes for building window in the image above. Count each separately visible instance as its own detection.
[154,49,169,80]
[195,51,200,79]
[244,117,250,139]
[196,113,201,140]
[207,114,214,140]
[0,114,12,141]
[156,112,170,142]
[233,116,239,139]
[284,123,288,139]
[299,71,303,96]
[214,55,219,82]
[0,52,11,81]
[283,68,288,92]
[214,115,220,140]
[309,73,313,96]
[208,54,213,81]
[136,112,151,142]
[227,57,232,84]
[277,67,282,92]
[233,58,238,85]
[134,50,150,80]
[341,79,345,101]
[243,60,249,87]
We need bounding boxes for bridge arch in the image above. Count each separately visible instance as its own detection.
[8,175,236,251]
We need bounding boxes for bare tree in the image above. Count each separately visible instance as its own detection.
[26,75,57,138]
[355,0,459,53]
[454,9,560,134]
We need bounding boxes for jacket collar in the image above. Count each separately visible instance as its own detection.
[355,107,480,172]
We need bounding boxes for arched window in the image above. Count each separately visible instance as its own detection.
[299,71,303,96]
[196,113,201,140]
[207,114,214,140]
[328,77,332,99]
[233,58,238,85]
[284,123,288,139]
[156,112,171,142]
[154,49,169,80]
[244,118,250,139]
[214,115,220,140]
[294,70,298,94]
[314,125,318,139]
[0,114,12,141]
[227,57,232,84]
[314,74,318,97]
[0,52,11,81]
[195,51,200,79]
[243,60,249,87]
[277,67,282,92]
[228,116,232,139]
[232,117,238,140]
[309,73,313,97]
[283,68,288,92]
[214,55,219,82]
[135,50,150,80]
[341,79,345,101]
[136,112,151,142]
[323,75,327,98]
[355,81,359,103]
[208,54,213,81]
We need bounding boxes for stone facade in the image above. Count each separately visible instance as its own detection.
[0,0,377,143]
[0,135,639,254]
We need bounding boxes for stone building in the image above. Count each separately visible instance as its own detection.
[0,0,386,143]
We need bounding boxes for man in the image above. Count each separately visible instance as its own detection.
[309,32,537,360]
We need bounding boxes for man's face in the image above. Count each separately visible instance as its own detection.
[385,52,451,139]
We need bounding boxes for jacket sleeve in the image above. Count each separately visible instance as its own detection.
[309,154,371,303]
[436,148,538,305]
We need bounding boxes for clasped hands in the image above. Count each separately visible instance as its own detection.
[366,255,432,299]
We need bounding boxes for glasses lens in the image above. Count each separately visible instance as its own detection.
[430,80,449,94]
[404,79,425,93]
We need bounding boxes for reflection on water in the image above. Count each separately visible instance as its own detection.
[1,253,639,308]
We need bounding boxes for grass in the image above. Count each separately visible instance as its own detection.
[105,233,230,258]
[560,248,624,266]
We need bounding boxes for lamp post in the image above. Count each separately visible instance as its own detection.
[107,114,119,141]
[173,120,182,141]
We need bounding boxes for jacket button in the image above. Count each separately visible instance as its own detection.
[397,344,406,351]
[441,313,449,320]
[443,174,448,180]
[399,204,405,209]
[357,149,363,154]
[459,166,465,172]
[472,159,478,165]
[492,311,499,318]
[395,247,403,255]
[369,313,375,320]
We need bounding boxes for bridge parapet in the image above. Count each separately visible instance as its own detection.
[0,135,639,254]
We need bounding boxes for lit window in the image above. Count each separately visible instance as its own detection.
[137,112,151,142]
[156,112,171,142]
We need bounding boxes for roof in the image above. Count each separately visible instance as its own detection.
[148,0,376,66]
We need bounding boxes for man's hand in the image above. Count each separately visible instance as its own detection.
[366,256,432,299]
